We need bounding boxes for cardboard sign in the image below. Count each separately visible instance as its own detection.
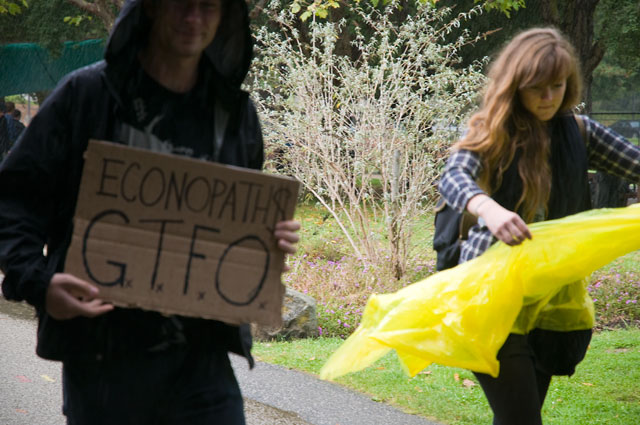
[64,140,300,326]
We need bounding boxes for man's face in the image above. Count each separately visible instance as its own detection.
[148,0,223,59]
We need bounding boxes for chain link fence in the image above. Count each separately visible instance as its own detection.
[588,112,640,207]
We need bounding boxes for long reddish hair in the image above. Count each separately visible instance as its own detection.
[455,28,582,222]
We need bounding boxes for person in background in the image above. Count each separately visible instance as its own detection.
[4,100,16,115]
[438,27,640,425]
[6,102,26,144]
[0,0,300,424]
[11,107,23,121]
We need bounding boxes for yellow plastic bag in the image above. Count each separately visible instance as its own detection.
[320,205,640,380]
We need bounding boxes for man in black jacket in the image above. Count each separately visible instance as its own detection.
[0,0,300,423]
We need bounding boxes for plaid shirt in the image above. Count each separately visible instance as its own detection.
[438,115,640,263]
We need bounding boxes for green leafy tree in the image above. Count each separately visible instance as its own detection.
[0,0,27,15]
[281,0,525,22]
[479,0,524,17]
[596,0,640,72]
[0,0,106,48]
[592,0,640,112]
[277,0,625,112]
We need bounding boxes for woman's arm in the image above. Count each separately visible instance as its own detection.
[439,150,531,246]
[468,194,532,245]
[583,116,640,181]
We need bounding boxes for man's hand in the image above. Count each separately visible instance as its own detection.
[467,195,531,246]
[274,220,301,271]
[45,273,114,320]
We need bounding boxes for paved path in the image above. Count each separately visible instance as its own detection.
[0,297,439,425]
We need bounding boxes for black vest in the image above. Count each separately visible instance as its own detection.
[492,114,591,220]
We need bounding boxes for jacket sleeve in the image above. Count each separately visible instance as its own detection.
[438,149,486,212]
[584,116,640,181]
[0,79,75,311]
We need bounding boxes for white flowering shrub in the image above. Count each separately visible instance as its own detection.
[249,0,487,278]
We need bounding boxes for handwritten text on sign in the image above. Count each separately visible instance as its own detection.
[64,140,300,326]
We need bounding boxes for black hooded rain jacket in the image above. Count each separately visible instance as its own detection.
[0,0,261,365]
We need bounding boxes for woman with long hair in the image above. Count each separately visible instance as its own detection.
[438,27,640,424]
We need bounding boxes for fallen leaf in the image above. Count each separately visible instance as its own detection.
[454,373,460,382]
[414,386,423,393]
[462,379,476,388]
[376,366,386,370]
[41,375,55,382]
[418,370,432,375]
[16,375,31,383]
[308,356,316,361]
[15,409,27,414]
[581,382,594,386]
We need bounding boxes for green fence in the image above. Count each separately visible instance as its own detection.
[0,39,104,97]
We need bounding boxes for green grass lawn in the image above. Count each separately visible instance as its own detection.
[254,328,640,425]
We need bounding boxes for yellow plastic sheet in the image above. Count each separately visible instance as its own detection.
[320,205,640,380]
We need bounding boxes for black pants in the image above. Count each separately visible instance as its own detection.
[473,330,591,425]
[62,343,244,425]
[474,334,550,425]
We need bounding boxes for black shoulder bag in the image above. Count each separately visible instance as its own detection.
[432,197,477,271]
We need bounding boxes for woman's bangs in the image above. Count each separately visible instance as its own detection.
[519,45,572,89]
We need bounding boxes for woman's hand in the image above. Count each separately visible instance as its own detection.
[45,273,114,320]
[274,220,301,271]
[467,195,532,246]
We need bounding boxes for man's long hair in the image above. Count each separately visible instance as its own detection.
[455,28,582,222]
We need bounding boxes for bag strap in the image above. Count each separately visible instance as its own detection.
[459,209,477,240]
[434,196,477,240]
[574,114,587,145]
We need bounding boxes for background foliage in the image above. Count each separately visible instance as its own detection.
[250,0,486,278]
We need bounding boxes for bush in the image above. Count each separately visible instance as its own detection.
[285,252,436,338]
[287,253,639,338]
[250,0,487,278]
[589,268,640,329]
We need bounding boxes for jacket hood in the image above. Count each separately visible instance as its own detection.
[105,0,253,90]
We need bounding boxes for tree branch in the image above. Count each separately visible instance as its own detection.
[67,0,119,31]
[539,0,560,26]
[67,0,100,15]
[249,0,267,20]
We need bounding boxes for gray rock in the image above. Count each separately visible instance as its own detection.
[252,287,318,340]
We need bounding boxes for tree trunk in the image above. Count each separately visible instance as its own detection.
[539,0,604,112]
